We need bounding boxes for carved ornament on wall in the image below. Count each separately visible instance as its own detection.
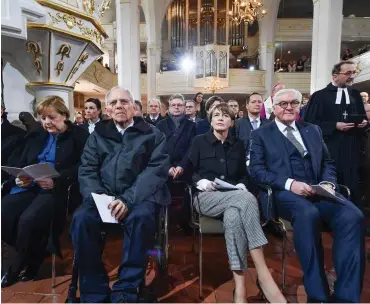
[26,41,43,75]
[55,60,65,76]
[68,52,89,81]
[57,44,72,60]
[82,0,95,15]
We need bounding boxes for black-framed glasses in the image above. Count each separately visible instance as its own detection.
[276,100,300,109]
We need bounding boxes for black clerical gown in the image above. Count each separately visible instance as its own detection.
[304,83,366,201]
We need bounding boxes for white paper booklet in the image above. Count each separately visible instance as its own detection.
[214,178,238,190]
[91,193,118,224]
[311,184,347,204]
[1,163,60,180]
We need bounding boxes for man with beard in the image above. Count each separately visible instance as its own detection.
[304,61,368,206]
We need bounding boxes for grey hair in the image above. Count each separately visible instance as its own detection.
[273,89,302,106]
[169,93,185,104]
[105,86,134,105]
[148,98,162,110]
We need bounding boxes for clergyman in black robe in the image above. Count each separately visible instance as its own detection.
[304,61,368,205]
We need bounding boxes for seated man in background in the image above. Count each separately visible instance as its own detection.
[71,87,170,303]
[157,94,196,182]
[196,96,226,135]
[134,100,143,117]
[236,92,269,162]
[185,100,201,123]
[145,99,163,125]
[249,88,365,302]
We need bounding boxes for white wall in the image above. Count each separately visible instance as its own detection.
[3,63,35,122]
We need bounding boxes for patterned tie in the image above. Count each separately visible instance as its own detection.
[285,126,306,156]
[251,120,258,130]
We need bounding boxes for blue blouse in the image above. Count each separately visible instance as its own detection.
[10,134,57,195]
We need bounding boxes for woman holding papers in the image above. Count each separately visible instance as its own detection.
[189,103,286,303]
[1,96,89,287]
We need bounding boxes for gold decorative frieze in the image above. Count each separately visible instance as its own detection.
[37,0,108,38]
[26,41,43,74]
[68,51,89,81]
[82,0,95,15]
[48,12,104,47]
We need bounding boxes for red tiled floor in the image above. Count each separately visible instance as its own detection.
[2,220,370,303]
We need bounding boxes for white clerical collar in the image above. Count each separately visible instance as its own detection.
[116,120,134,135]
[332,82,350,105]
[275,119,297,132]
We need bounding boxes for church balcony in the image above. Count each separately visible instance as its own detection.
[352,50,370,85]
[274,72,311,94]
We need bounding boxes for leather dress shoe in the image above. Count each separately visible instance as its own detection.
[18,270,37,282]
[1,270,20,288]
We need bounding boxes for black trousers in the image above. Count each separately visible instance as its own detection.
[1,191,54,271]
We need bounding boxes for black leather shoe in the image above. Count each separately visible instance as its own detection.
[18,270,37,282]
[1,271,20,288]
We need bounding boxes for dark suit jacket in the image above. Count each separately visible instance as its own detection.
[196,118,211,135]
[156,116,196,170]
[249,121,337,220]
[235,116,270,158]
[145,115,164,126]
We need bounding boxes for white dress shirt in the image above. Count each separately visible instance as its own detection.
[149,114,160,121]
[264,97,273,119]
[275,119,308,191]
[116,120,134,135]
[88,119,100,134]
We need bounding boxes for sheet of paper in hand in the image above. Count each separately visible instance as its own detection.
[1,163,60,180]
[311,184,347,204]
[91,193,118,224]
[214,178,238,190]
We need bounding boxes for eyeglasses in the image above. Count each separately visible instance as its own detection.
[170,104,184,108]
[337,71,358,77]
[276,100,300,109]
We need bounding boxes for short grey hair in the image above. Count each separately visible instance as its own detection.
[169,93,185,104]
[149,98,162,110]
[273,89,302,106]
[105,86,134,105]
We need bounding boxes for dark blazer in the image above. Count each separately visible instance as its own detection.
[249,121,337,220]
[189,131,249,187]
[145,115,164,126]
[7,122,89,255]
[156,116,196,170]
[79,117,171,211]
[235,116,270,157]
[196,118,211,135]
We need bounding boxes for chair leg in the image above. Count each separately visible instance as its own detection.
[282,231,287,290]
[51,254,56,290]
[199,231,203,299]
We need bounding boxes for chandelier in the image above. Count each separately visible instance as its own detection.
[228,0,267,25]
[204,77,224,94]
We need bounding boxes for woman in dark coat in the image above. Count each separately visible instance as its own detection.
[80,98,102,134]
[193,92,207,119]
[1,96,89,287]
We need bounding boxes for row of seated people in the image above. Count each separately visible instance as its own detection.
[1,87,365,303]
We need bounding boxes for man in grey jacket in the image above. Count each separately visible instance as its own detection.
[70,87,170,303]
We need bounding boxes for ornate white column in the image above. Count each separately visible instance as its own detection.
[116,0,141,99]
[2,0,109,108]
[311,0,343,93]
[258,0,280,97]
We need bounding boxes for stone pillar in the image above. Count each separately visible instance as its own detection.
[225,0,230,45]
[26,84,74,106]
[146,44,161,100]
[258,0,280,96]
[108,49,115,73]
[311,0,343,93]
[116,0,141,99]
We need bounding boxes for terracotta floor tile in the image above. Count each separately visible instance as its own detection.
[1,291,16,302]
[6,293,44,303]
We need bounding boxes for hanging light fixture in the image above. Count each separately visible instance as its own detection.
[228,0,267,25]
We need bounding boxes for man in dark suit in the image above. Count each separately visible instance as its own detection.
[185,100,201,123]
[145,99,163,126]
[157,94,196,181]
[235,92,269,161]
[157,94,196,233]
[249,89,365,303]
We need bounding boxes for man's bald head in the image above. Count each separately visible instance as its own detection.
[105,86,135,126]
